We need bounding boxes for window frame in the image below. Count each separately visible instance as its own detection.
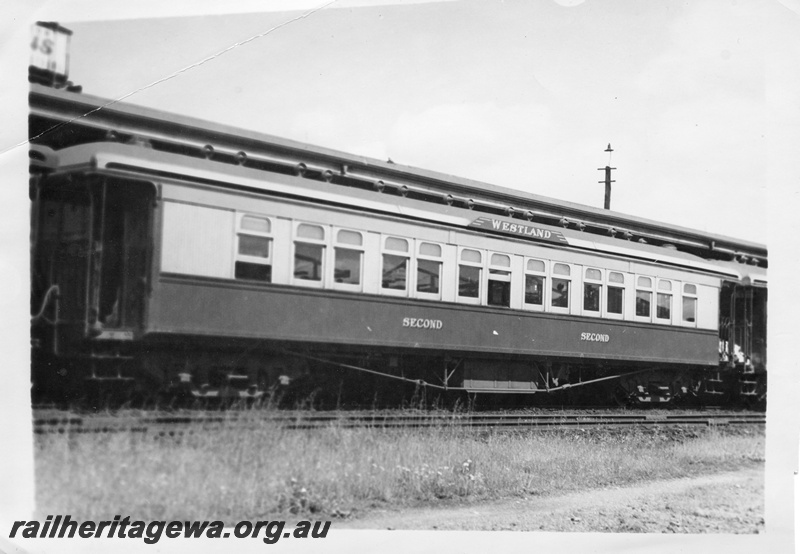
[655,279,674,324]
[291,221,327,288]
[523,258,547,312]
[634,274,654,322]
[380,235,411,297]
[550,261,572,313]
[605,271,625,320]
[582,267,603,317]
[457,247,483,305]
[486,252,512,308]
[681,282,699,327]
[331,228,364,292]
[234,213,273,283]
[415,240,443,300]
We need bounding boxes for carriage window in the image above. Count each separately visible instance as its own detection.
[382,237,409,291]
[417,242,442,295]
[458,249,482,298]
[420,242,441,257]
[553,263,570,276]
[295,244,323,281]
[461,248,481,263]
[488,279,510,307]
[335,249,361,284]
[527,259,545,272]
[683,284,698,323]
[385,237,408,252]
[235,215,272,282]
[459,266,481,298]
[239,235,270,257]
[487,253,511,307]
[294,224,325,281]
[636,276,652,317]
[524,259,546,306]
[683,298,697,323]
[491,253,510,267]
[337,229,362,245]
[607,271,624,315]
[525,275,544,305]
[551,263,570,309]
[382,255,407,290]
[656,280,672,320]
[298,223,324,240]
[241,215,271,233]
[417,260,441,294]
[583,268,602,312]
[334,229,363,285]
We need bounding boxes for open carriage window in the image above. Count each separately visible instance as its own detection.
[236,215,272,282]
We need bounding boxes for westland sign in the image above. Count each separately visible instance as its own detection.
[469,217,568,245]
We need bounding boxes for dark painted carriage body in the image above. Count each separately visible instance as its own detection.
[29,85,767,405]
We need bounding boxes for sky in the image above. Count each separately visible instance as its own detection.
[9,0,797,245]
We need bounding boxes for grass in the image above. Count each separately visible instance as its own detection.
[34,419,765,523]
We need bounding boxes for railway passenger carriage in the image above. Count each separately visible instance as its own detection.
[29,84,767,407]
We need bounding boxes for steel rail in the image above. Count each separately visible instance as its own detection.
[33,411,765,435]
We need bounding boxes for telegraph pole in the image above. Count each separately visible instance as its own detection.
[598,144,616,210]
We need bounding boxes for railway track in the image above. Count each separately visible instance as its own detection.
[33,410,766,435]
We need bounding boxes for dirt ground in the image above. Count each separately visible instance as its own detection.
[337,465,765,533]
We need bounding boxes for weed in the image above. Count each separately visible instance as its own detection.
[34,419,764,523]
